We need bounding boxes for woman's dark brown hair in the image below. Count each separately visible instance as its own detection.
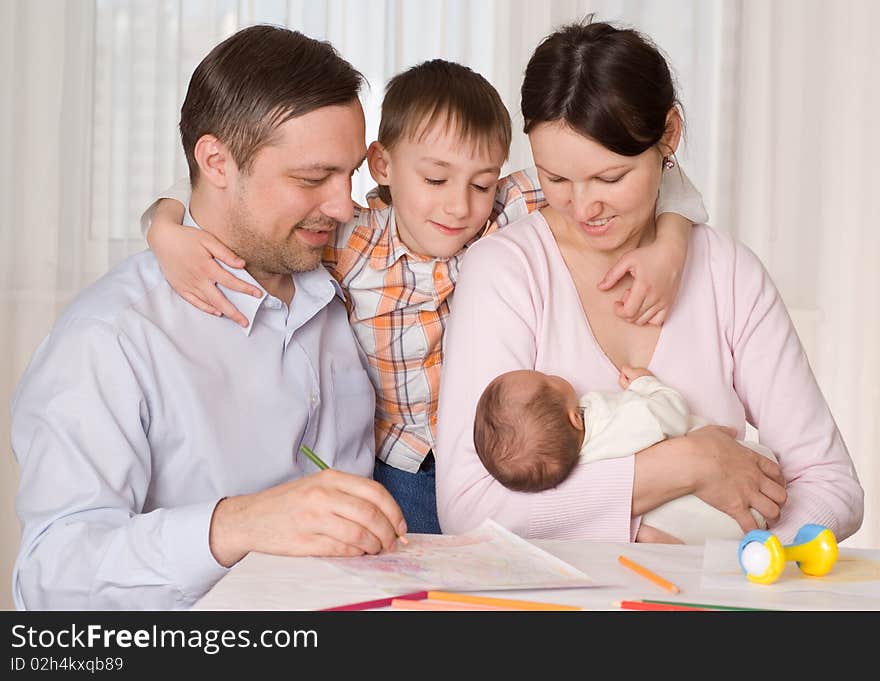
[521,16,679,155]
[180,24,365,185]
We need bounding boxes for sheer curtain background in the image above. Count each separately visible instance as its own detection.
[1,0,876,610]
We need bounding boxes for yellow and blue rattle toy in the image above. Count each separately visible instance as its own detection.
[737,523,838,585]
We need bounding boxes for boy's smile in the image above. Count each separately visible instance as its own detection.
[370,119,506,259]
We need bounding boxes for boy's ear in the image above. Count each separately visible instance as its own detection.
[193,134,232,189]
[367,140,391,185]
[659,107,683,158]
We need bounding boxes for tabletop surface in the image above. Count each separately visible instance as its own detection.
[194,538,880,612]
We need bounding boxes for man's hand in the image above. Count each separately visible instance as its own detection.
[208,470,407,567]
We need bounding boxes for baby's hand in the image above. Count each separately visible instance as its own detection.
[618,365,653,389]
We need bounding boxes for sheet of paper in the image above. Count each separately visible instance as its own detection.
[193,555,388,611]
[319,519,596,592]
[701,538,880,600]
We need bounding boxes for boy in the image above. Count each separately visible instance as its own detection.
[140,59,707,533]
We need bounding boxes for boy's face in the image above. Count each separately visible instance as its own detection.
[379,121,506,258]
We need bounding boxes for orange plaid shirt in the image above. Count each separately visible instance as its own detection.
[322,169,545,472]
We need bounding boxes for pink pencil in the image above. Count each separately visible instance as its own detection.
[320,591,428,611]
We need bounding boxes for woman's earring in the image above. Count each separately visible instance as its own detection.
[663,155,676,170]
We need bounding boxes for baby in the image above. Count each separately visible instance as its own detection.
[472,366,776,544]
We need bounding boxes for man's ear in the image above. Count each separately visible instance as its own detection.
[367,140,391,186]
[193,134,232,188]
[659,107,683,158]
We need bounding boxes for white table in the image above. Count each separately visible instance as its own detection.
[194,539,880,611]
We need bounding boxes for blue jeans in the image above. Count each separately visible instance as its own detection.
[373,451,441,534]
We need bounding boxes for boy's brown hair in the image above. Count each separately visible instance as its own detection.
[376,59,512,204]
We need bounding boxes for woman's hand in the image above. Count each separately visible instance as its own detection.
[147,201,262,327]
[685,425,787,532]
[635,524,684,544]
[597,212,690,326]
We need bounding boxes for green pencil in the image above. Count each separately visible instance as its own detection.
[299,443,408,544]
[641,599,772,612]
[300,444,329,470]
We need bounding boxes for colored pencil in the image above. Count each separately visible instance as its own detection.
[299,443,408,544]
[300,444,330,470]
[641,599,770,612]
[613,600,706,611]
[391,598,512,611]
[617,554,681,594]
[427,591,582,611]
[320,591,428,611]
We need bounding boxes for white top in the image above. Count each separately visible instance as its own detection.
[579,376,774,544]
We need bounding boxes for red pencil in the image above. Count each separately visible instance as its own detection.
[613,600,707,612]
[320,591,428,611]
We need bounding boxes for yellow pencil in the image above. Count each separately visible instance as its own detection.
[427,591,582,611]
[390,598,511,611]
[617,555,680,594]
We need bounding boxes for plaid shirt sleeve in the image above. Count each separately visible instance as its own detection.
[486,167,547,236]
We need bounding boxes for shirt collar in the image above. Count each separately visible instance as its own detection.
[183,205,344,335]
[367,206,443,270]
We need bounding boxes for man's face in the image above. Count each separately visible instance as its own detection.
[226,100,367,274]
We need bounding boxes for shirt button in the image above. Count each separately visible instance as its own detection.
[310,394,318,405]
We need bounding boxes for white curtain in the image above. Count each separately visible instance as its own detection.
[730,0,880,550]
[1,0,876,610]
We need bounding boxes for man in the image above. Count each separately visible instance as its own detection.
[11,25,405,610]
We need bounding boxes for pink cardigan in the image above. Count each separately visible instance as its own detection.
[435,213,863,544]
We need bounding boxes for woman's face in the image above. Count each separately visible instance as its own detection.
[528,120,670,253]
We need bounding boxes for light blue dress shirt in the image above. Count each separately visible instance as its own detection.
[11,208,376,610]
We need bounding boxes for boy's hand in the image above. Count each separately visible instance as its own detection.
[597,213,690,326]
[148,206,262,327]
[618,365,653,389]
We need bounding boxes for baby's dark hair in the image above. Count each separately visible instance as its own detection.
[376,59,512,204]
[473,372,582,492]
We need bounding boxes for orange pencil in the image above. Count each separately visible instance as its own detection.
[617,555,681,594]
[427,591,582,611]
[390,598,512,611]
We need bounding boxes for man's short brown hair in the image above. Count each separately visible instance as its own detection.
[180,24,365,185]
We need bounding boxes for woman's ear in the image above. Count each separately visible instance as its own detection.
[660,107,683,158]
[367,140,391,186]
[193,134,232,189]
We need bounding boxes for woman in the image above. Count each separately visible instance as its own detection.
[434,19,863,544]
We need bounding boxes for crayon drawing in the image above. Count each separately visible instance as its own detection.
[320,519,596,592]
